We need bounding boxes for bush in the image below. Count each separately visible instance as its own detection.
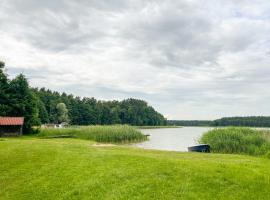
[38,125,147,143]
[199,127,270,156]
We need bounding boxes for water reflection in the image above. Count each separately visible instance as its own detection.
[134,127,212,152]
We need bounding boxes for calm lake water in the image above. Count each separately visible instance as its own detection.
[134,127,212,152]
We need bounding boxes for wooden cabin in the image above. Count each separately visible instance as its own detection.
[0,117,24,136]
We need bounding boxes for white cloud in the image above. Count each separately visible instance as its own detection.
[1,0,270,119]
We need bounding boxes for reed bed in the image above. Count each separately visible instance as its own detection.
[135,125,181,129]
[200,127,270,156]
[38,125,147,143]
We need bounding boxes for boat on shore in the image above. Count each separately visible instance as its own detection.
[188,144,210,152]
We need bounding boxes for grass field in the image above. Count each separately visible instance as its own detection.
[1,138,270,200]
[38,125,146,143]
[200,127,270,157]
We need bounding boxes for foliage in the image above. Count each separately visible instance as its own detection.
[169,117,270,127]
[38,125,147,143]
[36,98,49,124]
[1,138,270,200]
[33,88,167,126]
[212,116,270,127]
[0,60,167,133]
[0,61,11,116]
[8,74,40,132]
[168,120,212,126]
[200,127,270,156]
[0,61,40,133]
[56,103,69,123]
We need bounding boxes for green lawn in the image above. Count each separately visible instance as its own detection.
[1,138,270,200]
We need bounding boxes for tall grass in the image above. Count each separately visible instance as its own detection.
[135,125,181,129]
[38,125,147,143]
[200,127,270,156]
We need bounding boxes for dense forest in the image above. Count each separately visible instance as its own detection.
[33,88,167,126]
[168,117,270,127]
[0,61,166,133]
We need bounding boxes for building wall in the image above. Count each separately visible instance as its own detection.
[0,126,22,136]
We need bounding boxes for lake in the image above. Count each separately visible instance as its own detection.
[134,127,212,152]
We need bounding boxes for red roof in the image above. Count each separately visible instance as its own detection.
[0,117,24,125]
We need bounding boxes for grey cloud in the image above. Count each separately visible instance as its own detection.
[1,0,270,119]
[1,0,129,52]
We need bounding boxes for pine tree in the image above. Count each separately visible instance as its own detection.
[9,74,40,133]
[0,61,12,115]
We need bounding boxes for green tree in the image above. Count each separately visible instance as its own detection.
[37,98,49,124]
[33,88,167,126]
[9,74,40,133]
[0,61,12,115]
[56,103,69,123]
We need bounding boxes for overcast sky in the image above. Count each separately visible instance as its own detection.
[1,0,270,120]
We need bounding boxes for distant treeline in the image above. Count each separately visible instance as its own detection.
[168,120,212,127]
[168,116,270,127]
[212,117,270,127]
[0,61,166,133]
[33,88,167,126]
